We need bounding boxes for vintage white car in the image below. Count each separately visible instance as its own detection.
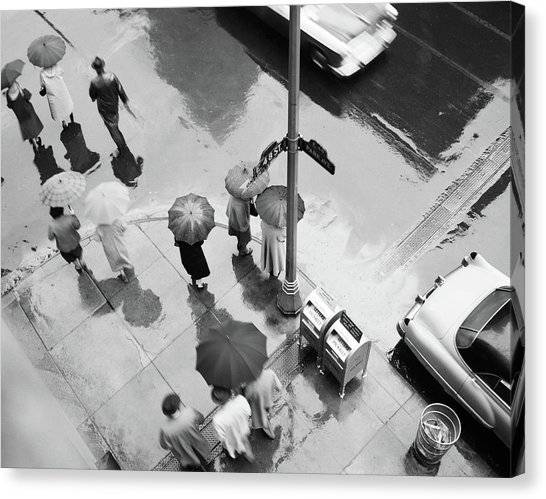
[397,252,525,447]
[248,3,398,77]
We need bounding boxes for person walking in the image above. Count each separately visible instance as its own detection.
[159,393,211,472]
[211,386,254,462]
[88,56,131,152]
[47,206,87,272]
[94,218,134,282]
[243,368,282,440]
[260,219,286,278]
[226,194,253,257]
[5,80,43,147]
[175,239,210,289]
[39,63,74,128]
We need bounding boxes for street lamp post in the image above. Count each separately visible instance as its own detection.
[277,4,303,316]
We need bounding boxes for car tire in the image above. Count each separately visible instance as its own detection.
[310,48,328,70]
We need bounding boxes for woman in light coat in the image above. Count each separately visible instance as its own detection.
[95,218,134,282]
[243,368,282,439]
[39,63,74,127]
[260,220,286,278]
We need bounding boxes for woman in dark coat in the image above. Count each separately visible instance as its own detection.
[175,239,210,289]
[6,80,43,147]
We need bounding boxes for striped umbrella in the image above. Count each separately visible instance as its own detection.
[225,161,269,200]
[168,193,215,244]
[39,171,86,207]
[27,35,66,68]
[255,185,305,229]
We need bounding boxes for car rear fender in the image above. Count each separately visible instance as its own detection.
[458,377,496,428]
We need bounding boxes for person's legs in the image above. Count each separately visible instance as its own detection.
[102,115,127,151]
[241,435,255,463]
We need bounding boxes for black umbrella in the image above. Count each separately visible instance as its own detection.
[196,319,267,389]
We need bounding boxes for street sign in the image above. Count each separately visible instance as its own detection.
[251,138,288,180]
[298,138,335,175]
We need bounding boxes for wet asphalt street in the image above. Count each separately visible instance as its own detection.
[1,3,523,476]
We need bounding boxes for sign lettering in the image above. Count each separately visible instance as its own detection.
[298,138,335,175]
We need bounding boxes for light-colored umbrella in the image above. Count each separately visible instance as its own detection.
[27,35,66,68]
[39,171,86,207]
[84,182,131,225]
[255,185,305,229]
[225,161,269,200]
[1,59,24,90]
[168,193,215,245]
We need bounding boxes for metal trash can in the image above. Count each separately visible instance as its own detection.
[412,403,461,465]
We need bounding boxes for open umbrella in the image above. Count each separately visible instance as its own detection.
[1,59,24,90]
[168,193,215,244]
[255,185,305,228]
[39,171,86,207]
[225,161,269,200]
[196,320,267,389]
[84,182,131,225]
[27,35,66,68]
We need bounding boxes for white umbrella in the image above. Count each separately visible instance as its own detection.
[84,181,131,225]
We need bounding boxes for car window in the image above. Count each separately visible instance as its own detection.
[459,288,511,334]
[477,372,511,405]
[457,297,524,406]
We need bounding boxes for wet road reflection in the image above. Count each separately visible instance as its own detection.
[32,138,64,184]
[146,7,260,145]
[60,121,101,174]
[214,6,502,166]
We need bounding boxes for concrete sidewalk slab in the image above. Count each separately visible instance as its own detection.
[153,311,221,417]
[2,300,88,427]
[18,265,106,350]
[92,363,171,470]
[108,259,207,358]
[50,304,150,414]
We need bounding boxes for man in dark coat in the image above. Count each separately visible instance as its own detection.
[159,393,211,471]
[89,56,131,152]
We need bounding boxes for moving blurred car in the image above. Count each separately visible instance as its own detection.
[397,252,525,447]
[248,3,398,77]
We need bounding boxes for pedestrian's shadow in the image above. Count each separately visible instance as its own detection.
[231,254,285,328]
[60,121,101,175]
[79,269,162,327]
[32,138,64,184]
[111,146,143,187]
[185,284,233,343]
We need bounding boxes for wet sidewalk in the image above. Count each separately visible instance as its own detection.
[1,220,494,476]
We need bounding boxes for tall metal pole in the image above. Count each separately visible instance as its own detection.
[277,4,303,316]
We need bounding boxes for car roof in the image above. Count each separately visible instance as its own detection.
[412,262,507,340]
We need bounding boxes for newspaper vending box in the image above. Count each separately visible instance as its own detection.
[299,287,343,368]
[322,312,372,398]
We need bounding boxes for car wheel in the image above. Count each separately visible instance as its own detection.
[310,48,328,70]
